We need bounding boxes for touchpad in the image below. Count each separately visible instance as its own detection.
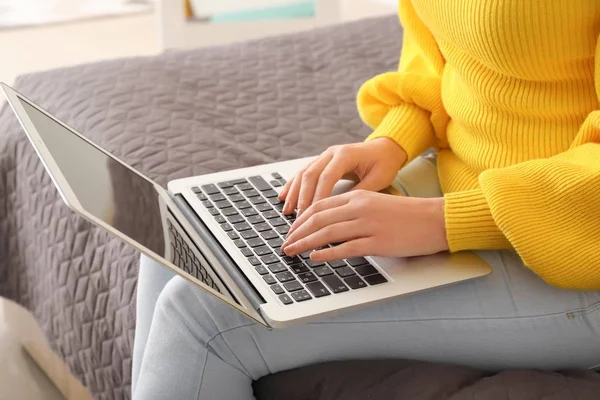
[331,179,357,196]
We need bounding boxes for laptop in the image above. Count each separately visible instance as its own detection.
[1,83,491,328]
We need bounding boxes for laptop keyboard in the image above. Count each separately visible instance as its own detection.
[167,219,222,293]
[193,173,387,305]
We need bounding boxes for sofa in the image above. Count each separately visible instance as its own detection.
[1,15,599,400]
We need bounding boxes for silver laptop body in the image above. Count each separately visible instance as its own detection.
[2,83,491,328]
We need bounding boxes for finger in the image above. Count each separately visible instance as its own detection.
[310,238,373,262]
[283,203,354,249]
[297,154,333,216]
[282,167,306,215]
[278,176,294,200]
[283,220,365,256]
[351,165,391,192]
[311,154,355,204]
[287,192,353,236]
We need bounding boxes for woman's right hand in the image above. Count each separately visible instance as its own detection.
[279,137,407,216]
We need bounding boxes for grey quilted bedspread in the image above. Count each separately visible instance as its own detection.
[1,15,598,400]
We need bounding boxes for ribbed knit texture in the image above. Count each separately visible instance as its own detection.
[357,0,600,289]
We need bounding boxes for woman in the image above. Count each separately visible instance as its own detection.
[133,1,600,398]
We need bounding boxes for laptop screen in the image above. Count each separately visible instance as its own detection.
[18,98,169,258]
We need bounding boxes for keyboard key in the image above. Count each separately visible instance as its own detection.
[255,246,273,257]
[241,248,254,257]
[255,223,272,232]
[227,215,245,224]
[249,176,271,191]
[268,263,287,273]
[227,231,240,240]
[284,212,296,220]
[335,266,356,278]
[297,272,318,283]
[238,182,253,191]
[322,275,349,293]
[244,189,260,197]
[223,187,238,196]
[279,294,293,305]
[364,273,388,285]
[268,197,284,205]
[247,215,265,225]
[241,208,258,217]
[249,196,266,205]
[327,260,347,269]
[275,271,295,283]
[291,290,311,302]
[263,275,276,285]
[355,264,378,277]
[248,256,261,266]
[347,257,369,267]
[278,178,287,185]
[272,172,282,179]
[344,275,367,289]
[284,280,303,292]
[233,222,251,232]
[233,239,246,248]
[260,254,279,264]
[305,281,330,298]
[263,189,279,198]
[220,223,232,232]
[270,180,282,187]
[209,193,226,202]
[276,225,290,235]
[196,192,207,201]
[235,201,252,209]
[300,251,312,260]
[274,247,285,257]
[222,207,238,216]
[202,200,213,208]
[282,256,301,265]
[274,203,285,211]
[305,259,325,268]
[255,266,269,275]
[247,238,265,248]
[262,210,279,219]
[201,184,219,195]
[215,215,226,224]
[256,203,272,212]
[271,284,284,295]
[290,264,310,274]
[269,218,287,227]
[228,193,245,202]
[241,230,258,240]
[191,186,202,193]
[267,238,284,248]
[314,266,333,277]
[215,200,232,209]
[217,181,233,189]
[261,230,278,240]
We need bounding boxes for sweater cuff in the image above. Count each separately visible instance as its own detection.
[444,189,511,251]
[365,104,435,163]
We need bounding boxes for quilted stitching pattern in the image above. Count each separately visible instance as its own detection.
[0,16,401,399]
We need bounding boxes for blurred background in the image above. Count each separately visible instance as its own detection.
[0,0,397,85]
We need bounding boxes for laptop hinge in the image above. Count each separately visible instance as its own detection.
[172,194,265,312]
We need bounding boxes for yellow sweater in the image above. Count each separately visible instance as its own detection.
[357,0,600,289]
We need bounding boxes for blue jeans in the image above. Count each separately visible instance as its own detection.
[132,251,600,400]
[132,158,600,399]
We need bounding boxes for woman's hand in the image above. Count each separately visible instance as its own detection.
[281,190,448,261]
[279,138,407,216]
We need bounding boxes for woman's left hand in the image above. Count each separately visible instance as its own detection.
[281,190,449,261]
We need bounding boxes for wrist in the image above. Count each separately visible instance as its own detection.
[423,197,448,252]
[371,137,408,166]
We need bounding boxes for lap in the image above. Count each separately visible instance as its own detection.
[152,249,600,375]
